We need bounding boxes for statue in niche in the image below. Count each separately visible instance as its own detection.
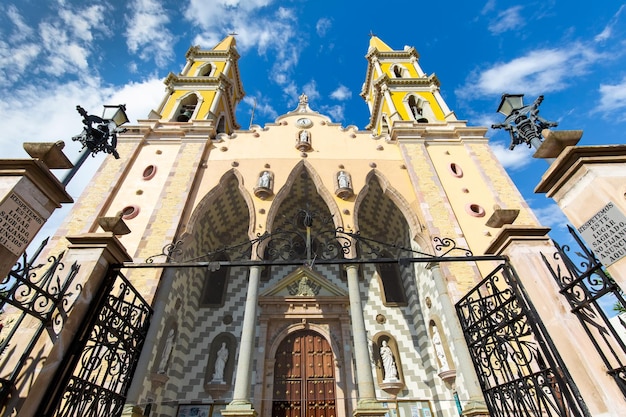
[299,130,310,143]
[432,325,449,371]
[337,171,351,189]
[258,171,271,188]
[211,342,229,383]
[380,340,399,382]
[157,328,175,374]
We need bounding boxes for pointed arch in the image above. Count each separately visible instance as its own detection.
[266,160,342,233]
[354,170,423,242]
[184,168,255,242]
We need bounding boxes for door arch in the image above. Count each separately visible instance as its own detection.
[272,329,337,417]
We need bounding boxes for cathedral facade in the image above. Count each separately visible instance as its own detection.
[10,35,626,417]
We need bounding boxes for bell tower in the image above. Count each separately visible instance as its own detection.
[157,35,245,135]
[360,36,455,136]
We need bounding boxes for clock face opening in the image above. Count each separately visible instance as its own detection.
[296,118,313,128]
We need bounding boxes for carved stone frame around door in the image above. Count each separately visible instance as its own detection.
[256,295,354,417]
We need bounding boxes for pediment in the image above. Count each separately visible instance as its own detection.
[260,267,347,297]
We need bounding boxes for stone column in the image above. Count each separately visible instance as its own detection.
[345,264,385,417]
[0,143,73,277]
[16,233,133,417]
[222,265,262,417]
[427,263,488,416]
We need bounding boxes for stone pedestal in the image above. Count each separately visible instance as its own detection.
[535,144,626,288]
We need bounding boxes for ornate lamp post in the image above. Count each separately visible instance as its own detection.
[62,104,129,185]
[491,94,558,151]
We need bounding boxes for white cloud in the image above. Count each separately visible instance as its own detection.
[303,80,320,102]
[185,1,303,87]
[125,0,175,67]
[595,77,626,119]
[0,76,164,159]
[488,6,524,34]
[316,18,332,37]
[330,85,352,101]
[0,3,113,85]
[595,5,625,42]
[321,104,345,122]
[532,202,569,232]
[243,96,278,122]
[457,45,600,98]
[489,140,534,170]
[6,5,33,42]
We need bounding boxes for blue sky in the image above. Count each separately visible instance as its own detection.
[1,0,625,247]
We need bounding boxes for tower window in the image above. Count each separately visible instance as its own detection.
[175,93,199,122]
[408,95,428,123]
[216,115,226,134]
[392,64,408,78]
[200,63,213,76]
[381,115,390,136]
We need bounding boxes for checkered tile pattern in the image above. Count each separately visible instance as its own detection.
[136,172,458,417]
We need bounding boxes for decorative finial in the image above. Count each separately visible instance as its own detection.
[299,93,308,105]
[228,31,238,36]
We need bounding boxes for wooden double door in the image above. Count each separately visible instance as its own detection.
[272,330,337,417]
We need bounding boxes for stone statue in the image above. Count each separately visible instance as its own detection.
[299,130,310,143]
[258,171,271,188]
[299,93,308,105]
[380,340,398,381]
[212,342,229,383]
[432,326,449,371]
[157,328,175,374]
[337,171,351,189]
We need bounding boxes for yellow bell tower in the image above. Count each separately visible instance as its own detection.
[157,35,245,135]
[361,36,455,136]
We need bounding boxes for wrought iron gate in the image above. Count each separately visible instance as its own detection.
[542,225,626,397]
[456,262,589,417]
[0,239,80,407]
[38,267,152,417]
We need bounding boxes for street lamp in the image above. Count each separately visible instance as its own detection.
[62,104,129,186]
[492,94,558,151]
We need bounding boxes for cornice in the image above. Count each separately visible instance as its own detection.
[185,45,241,61]
[535,145,626,195]
[391,125,488,142]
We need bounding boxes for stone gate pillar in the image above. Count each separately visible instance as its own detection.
[485,226,626,416]
[535,142,626,287]
[0,142,73,277]
[15,233,132,417]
